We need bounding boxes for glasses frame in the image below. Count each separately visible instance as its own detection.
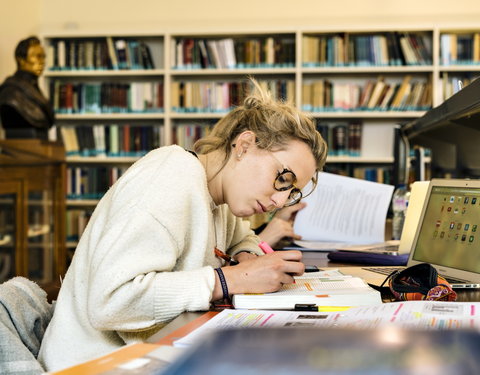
[231,142,318,208]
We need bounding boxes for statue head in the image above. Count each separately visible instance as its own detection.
[15,36,45,77]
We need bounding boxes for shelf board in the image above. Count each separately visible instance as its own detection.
[302,66,433,74]
[170,67,296,75]
[45,69,165,77]
[171,112,225,119]
[306,111,426,118]
[439,65,480,72]
[56,113,165,120]
[66,156,141,163]
[67,199,100,206]
[326,156,394,163]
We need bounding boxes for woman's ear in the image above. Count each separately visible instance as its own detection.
[234,131,256,158]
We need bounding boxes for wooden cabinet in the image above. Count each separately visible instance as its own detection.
[0,140,66,297]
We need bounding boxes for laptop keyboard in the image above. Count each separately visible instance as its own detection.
[363,267,468,284]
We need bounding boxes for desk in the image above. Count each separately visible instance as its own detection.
[149,254,480,344]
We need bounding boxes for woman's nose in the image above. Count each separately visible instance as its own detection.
[271,190,291,209]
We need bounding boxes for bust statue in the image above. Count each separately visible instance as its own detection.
[0,36,55,140]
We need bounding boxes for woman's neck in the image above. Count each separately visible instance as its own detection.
[198,150,226,206]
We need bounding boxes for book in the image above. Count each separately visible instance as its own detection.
[232,272,382,310]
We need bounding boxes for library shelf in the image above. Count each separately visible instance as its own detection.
[40,25,480,253]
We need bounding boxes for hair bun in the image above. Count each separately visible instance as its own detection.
[243,96,263,109]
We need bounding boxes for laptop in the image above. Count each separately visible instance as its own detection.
[334,181,429,256]
[334,179,480,289]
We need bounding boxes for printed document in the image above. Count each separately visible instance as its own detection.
[294,172,394,248]
[173,300,480,348]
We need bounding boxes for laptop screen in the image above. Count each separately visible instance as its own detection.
[411,185,480,273]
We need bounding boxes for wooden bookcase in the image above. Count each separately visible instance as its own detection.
[0,140,66,299]
[40,25,480,250]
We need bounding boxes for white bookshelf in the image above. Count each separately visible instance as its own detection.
[41,25,480,246]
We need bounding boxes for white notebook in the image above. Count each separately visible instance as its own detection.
[232,271,382,310]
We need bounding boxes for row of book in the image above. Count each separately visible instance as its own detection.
[67,166,127,200]
[441,73,479,101]
[172,123,214,150]
[66,209,93,242]
[302,75,432,112]
[60,124,163,157]
[50,81,164,114]
[316,121,363,157]
[171,80,295,113]
[172,37,295,69]
[440,33,480,65]
[302,32,432,67]
[47,37,156,70]
[326,165,393,184]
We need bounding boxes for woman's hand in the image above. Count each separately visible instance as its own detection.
[258,217,300,248]
[275,202,306,221]
[212,251,304,300]
[258,202,306,248]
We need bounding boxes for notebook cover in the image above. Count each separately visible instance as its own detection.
[328,251,409,266]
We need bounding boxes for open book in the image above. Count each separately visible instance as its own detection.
[293,172,394,250]
[232,270,382,310]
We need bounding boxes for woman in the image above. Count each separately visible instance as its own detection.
[39,80,327,371]
[256,202,307,248]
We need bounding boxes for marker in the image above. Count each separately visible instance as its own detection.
[317,306,352,312]
[258,241,275,254]
[259,242,318,273]
[294,303,352,312]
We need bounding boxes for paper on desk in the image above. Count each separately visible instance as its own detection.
[334,301,480,330]
[294,172,394,245]
[173,301,480,349]
[173,309,338,348]
[292,240,350,251]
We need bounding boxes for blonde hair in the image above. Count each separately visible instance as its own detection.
[194,79,328,175]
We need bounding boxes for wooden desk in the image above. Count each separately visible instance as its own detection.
[149,252,480,344]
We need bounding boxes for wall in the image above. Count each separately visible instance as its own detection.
[0,0,41,81]
[38,0,480,32]
[1,0,480,81]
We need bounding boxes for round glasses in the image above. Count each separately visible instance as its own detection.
[274,169,302,207]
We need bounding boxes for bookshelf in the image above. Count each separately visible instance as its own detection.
[41,25,480,249]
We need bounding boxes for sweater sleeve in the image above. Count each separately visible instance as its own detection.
[223,208,263,257]
[85,206,215,332]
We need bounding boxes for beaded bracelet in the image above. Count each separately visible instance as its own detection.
[214,268,230,301]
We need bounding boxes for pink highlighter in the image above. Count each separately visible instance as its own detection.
[258,241,275,254]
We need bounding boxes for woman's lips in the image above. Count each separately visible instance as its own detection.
[257,201,267,213]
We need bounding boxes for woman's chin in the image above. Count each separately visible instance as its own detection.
[230,206,255,218]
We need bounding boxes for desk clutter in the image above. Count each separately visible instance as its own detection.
[49,300,480,374]
[166,326,480,374]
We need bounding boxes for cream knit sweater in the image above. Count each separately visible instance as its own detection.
[38,145,261,371]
